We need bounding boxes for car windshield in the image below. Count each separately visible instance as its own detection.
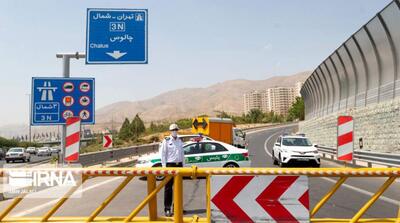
[9,148,23,152]
[234,129,244,137]
[282,138,312,146]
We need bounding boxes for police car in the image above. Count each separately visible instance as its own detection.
[136,140,250,169]
[272,134,321,167]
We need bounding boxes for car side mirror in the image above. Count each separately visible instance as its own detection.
[275,143,280,146]
[243,132,246,138]
[313,144,318,147]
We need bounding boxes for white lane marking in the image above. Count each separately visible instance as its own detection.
[264,131,283,158]
[321,177,399,205]
[262,130,400,205]
[12,177,122,217]
[246,123,298,135]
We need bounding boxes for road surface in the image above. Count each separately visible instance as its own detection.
[0,124,398,220]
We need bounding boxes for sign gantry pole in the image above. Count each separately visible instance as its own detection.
[56,52,85,164]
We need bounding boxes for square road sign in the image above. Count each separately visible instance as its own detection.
[86,8,148,64]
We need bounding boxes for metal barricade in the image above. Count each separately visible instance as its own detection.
[0,167,399,222]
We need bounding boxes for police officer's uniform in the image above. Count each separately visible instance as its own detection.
[160,135,185,214]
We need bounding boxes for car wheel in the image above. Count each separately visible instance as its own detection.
[6,160,9,163]
[272,151,278,165]
[224,163,239,168]
[312,161,320,168]
[27,158,31,162]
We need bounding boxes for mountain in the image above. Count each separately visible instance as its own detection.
[95,71,310,126]
[0,71,309,138]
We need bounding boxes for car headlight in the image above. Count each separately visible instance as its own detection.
[281,148,287,152]
[19,154,24,157]
[312,150,319,154]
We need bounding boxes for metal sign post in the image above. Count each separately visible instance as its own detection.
[56,52,85,164]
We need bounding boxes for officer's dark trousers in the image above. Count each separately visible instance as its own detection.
[164,162,183,212]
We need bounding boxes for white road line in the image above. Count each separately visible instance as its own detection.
[264,131,283,157]
[246,123,298,135]
[262,130,400,205]
[12,177,122,217]
[321,177,399,205]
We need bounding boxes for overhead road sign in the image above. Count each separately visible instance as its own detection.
[337,116,354,161]
[211,175,309,222]
[86,8,148,64]
[191,117,209,135]
[31,77,95,125]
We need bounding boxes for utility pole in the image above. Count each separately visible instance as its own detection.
[56,52,85,164]
[26,93,32,142]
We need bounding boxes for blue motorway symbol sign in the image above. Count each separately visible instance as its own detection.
[31,78,95,125]
[86,8,148,64]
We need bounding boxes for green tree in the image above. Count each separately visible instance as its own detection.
[215,110,231,119]
[246,109,264,123]
[287,97,305,121]
[176,118,192,129]
[118,118,132,140]
[130,114,146,140]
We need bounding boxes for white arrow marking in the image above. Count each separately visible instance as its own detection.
[106,50,127,59]
[281,176,309,220]
[234,176,274,220]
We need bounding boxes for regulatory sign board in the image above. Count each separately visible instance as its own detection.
[337,116,354,161]
[211,175,309,222]
[31,77,95,125]
[86,8,148,64]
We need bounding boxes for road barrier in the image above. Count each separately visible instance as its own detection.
[79,143,159,166]
[318,145,400,167]
[0,167,398,222]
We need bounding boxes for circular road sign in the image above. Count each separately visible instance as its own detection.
[79,82,90,93]
[63,96,74,107]
[79,96,90,106]
[63,82,74,93]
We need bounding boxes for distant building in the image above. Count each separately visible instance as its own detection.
[266,87,296,116]
[243,90,263,114]
[243,82,303,116]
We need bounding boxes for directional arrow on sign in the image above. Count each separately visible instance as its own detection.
[211,175,309,223]
[103,135,113,148]
[193,118,208,130]
[106,51,127,60]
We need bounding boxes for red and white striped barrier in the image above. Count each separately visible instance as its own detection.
[65,117,81,162]
[211,175,309,223]
[337,116,354,161]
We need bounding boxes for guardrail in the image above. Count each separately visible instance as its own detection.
[0,167,398,223]
[317,145,400,167]
[79,143,159,166]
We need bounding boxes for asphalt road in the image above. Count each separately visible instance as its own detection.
[0,154,52,167]
[0,124,398,220]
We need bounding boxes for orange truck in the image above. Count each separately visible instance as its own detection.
[191,117,246,148]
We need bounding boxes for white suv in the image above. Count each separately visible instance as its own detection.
[272,135,321,167]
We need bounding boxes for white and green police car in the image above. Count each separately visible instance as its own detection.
[136,140,250,169]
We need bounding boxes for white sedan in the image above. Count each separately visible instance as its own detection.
[272,135,321,167]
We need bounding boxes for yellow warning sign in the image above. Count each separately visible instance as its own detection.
[191,117,209,135]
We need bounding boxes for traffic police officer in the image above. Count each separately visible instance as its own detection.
[160,123,185,217]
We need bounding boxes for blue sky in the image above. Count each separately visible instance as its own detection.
[0,0,391,125]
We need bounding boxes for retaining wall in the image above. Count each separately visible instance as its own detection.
[299,98,400,153]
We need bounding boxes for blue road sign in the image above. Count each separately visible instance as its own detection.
[86,8,148,64]
[31,78,95,125]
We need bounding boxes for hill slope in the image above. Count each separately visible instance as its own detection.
[95,71,310,125]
